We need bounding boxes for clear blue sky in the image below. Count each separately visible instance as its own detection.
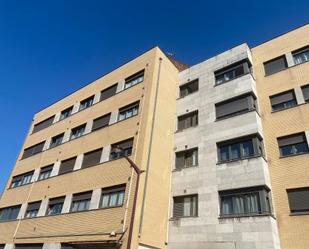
[0,0,308,192]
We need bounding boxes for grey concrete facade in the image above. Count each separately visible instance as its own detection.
[168,44,280,249]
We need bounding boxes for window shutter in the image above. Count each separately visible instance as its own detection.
[270,91,295,105]
[33,142,45,155]
[278,133,306,147]
[49,197,65,205]
[22,141,45,159]
[116,139,133,150]
[175,152,185,169]
[100,84,118,102]
[92,113,111,131]
[216,94,251,118]
[40,165,53,174]
[302,85,309,101]
[15,245,43,249]
[26,202,41,211]
[82,148,102,168]
[0,245,5,249]
[58,157,76,175]
[178,117,185,130]
[173,197,184,217]
[33,116,55,133]
[72,191,92,202]
[264,56,287,75]
[287,188,309,212]
[125,70,144,83]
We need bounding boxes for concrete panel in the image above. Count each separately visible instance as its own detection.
[61,194,72,214]
[73,154,84,171]
[89,188,101,210]
[37,198,48,217]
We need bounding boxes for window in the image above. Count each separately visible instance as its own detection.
[217,135,264,163]
[215,60,251,85]
[38,165,53,180]
[175,148,198,169]
[100,83,118,102]
[70,124,86,140]
[219,187,271,217]
[270,90,297,111]
[79,96,94,111]
[216,93,257,119]
[287,187,309,213]
[46,197,65,215]
[71,191,92,212]
[0,245,4,249]
[10,171,34,188]
[100,185,125,208]
[82,148,102,168]
[264,55,288,75]
[92,113,111,131]
[25,201,41,218]
[118,102,139,121]
[302,85,309,102]
[292,45,309,65]
[32,116,55,133]
[278,132,309,157]
[177,111,198,130]
[15,244,43,249]
[0,205,21,221]
[58,157,76,175]
[60,106,73,121]
[22,141,45,159]
[173,195,198,218]
[179,79,199,98]
[110,138,133,160]
[124,70,144,89]
[49,133,64,148]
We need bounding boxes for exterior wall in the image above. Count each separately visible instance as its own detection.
[0,47,178,249]
[168,44,280,249]
[251,24,309,249]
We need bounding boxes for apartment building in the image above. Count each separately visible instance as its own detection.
[0,47,180,249]
[168,44,281,249]
[252,24,309,249]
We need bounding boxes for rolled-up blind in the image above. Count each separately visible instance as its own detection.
[26,202,41,211]
[264,55,287,75]
[72,191,92,202]
[302,85,309,101]
[100,84,118,102]
[173,197,185,217]
[175,152,185,169]
[32,116,55,133]
[58,157,76,175]
[92,113,111,131]
[270,90,295,105]
[15,244,43,249]
[287,188,309,212]
[22,141,45,159]
[82,148,102,168]
[40,165,53,174]
[278,133,306,147]
[125,70,144,83]
[49,196,65,206]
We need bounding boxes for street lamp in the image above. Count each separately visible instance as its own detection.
[114,147,144,249]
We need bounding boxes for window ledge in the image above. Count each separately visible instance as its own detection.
[271,104,299,113]
[217,154,263,165]
[175,125,199,134]
[219,213,273,219]
[215,109,257,122]
[279,151,309,159]
[172,165,198,172]
[169,216,198,221]
[214,72,253,87]
[177,91,199,100]
[289,211,309,216]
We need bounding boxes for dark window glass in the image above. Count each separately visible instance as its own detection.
[32,116,55,133]
[100,185,125,208]
[92,113,111,131]
[100,84,118,102]
[179,79,199,98]
[15,244,43,249]
[177,111,198,130]
[278,132,309,157]
[25,201,41,219]
[10,171,34,188]
[0,205,21,221]
[79,96,94,111]
[301,84,309,102]
[264,55,288,75]
[217,135,263,163]
[173,195,198,218]
[215,60,251,85]
[110,138,133,160]
[220,187,271,217]
[22,141,45,159]
[82,148,102,168]
[175,148,198,169]
[60,106,73,121]
[216,93,257,119]
[118,102,139,121]
[38,165,53,180]
[58,157,76,175]
[270,90,297,111]
[292,45,309,65]
[124,70,144,89]
[50,133,64,148]
[287,187,309,213]
[70,124,86,140]
[46,197,65,215]
[71,191,92,212]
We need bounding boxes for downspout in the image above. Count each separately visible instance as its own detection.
[138,57,163,235]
